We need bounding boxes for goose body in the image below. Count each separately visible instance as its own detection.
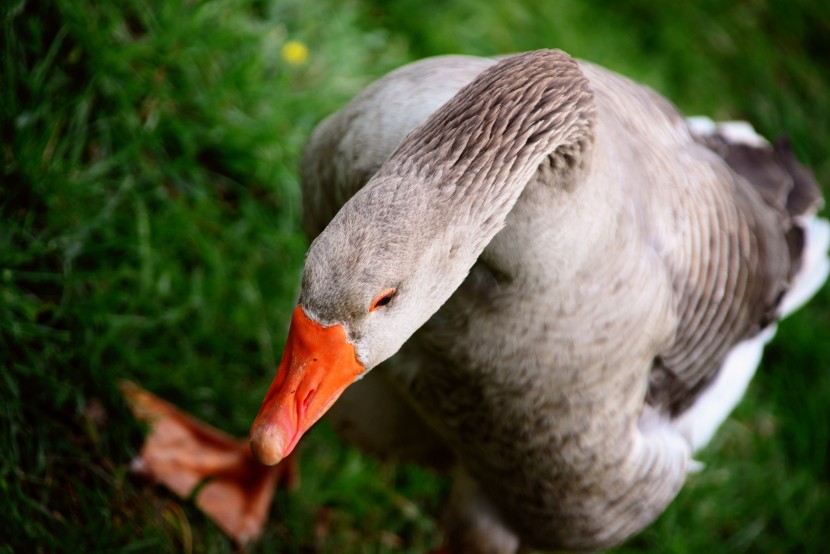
[250,50,828,552]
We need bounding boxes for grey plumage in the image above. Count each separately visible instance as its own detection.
[296,50,827,551]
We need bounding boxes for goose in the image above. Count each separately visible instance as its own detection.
[246,49,828,552]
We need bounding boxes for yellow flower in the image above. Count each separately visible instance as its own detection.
[281,40,309,66]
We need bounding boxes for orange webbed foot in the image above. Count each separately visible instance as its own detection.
[121,381,297,544]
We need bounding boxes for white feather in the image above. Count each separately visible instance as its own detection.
[673,325,776,452]
[779,216,830,317]
[686,116,769,147]
[713,120,769,147]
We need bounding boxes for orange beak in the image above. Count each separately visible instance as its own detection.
[249,306,364,466]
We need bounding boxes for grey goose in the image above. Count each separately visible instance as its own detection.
[249,50,829,552]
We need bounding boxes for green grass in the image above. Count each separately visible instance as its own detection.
[2,0,828,552]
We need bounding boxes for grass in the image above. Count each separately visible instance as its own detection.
[2,0,828,552]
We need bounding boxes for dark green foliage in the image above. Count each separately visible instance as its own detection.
[2,0,828,552]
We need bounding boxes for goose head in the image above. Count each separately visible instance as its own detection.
[248,170,482,467]
[249,49,595,466]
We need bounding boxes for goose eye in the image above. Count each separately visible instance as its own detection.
[370,288,396,312]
